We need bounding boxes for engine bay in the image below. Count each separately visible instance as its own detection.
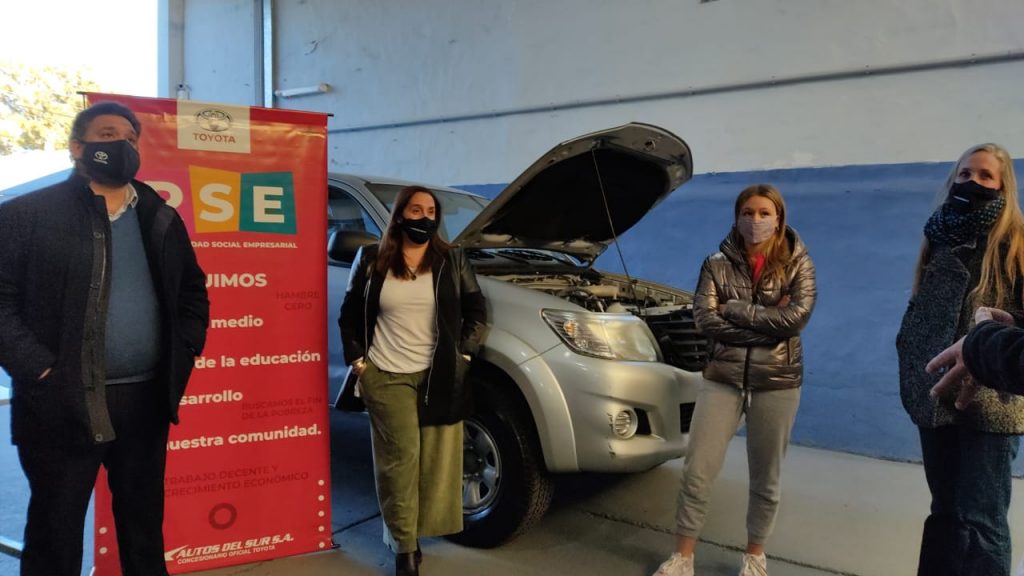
[469,249,708,372]
[486,271,687,314]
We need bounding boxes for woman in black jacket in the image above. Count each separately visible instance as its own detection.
[338,185,487,576]
[896,143,1024,576]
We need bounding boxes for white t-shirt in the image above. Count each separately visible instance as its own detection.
[367,269,436,373]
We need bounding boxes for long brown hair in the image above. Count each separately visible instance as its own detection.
[911,143,1024,308]
[376,185,451,278]
[733,184,792,281]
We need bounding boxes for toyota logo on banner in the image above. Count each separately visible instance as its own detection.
[196,109,232,132]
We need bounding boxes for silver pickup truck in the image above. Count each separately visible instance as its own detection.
[327,123,706,547]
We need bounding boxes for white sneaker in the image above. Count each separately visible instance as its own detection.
[652,552,694,576]
[738,553,768,576]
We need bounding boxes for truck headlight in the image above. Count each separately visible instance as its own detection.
[541,309,661,362]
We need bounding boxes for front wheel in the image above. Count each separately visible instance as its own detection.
[448,380,554,548]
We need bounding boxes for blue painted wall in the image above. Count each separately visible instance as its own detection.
[461,159,1024,475]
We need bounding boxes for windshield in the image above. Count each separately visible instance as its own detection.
[366,182,488,240]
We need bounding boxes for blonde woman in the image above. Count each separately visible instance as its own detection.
[897,143,1024,576]
[653,184,816,576]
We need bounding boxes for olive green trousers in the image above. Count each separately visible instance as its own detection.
[360,361,464,553]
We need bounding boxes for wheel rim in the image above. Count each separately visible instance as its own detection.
[462,418,501,514]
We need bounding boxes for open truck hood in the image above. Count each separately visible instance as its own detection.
[454,123,692,263]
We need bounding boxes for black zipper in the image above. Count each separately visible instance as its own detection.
[424,258,446,406]
[742,260,757,398]
[361,262,371,366]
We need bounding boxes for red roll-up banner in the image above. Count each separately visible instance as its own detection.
[86,94,331,575]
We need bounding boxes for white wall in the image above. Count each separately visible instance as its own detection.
[169,0,1024,183]
[164,0,259,106]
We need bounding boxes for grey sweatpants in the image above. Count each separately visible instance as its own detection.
[676,379,801,545]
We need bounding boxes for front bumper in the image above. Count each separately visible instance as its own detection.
[536,344,702,473]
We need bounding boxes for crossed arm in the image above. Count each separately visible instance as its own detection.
[693,256,816,345]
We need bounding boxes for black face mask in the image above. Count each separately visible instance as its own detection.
[947,179,1001,213]
[79,140,140,187]
[399,217,437,245]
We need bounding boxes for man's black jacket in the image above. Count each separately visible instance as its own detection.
[964,319,1024,397]
[0,174,209,446]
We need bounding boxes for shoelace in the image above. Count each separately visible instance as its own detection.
[740,554,768,576]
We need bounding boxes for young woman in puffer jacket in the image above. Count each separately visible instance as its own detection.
[896,143,1024,576]
[653,184,816,576]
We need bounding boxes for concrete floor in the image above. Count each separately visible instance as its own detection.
[186,505,840,576]
[185,410,845,576]
[1,407,1023,576]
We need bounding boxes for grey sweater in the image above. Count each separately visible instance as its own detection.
[897,240,1024,432]
[105,207,162,383]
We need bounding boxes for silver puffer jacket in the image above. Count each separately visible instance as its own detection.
[693,226,817,391]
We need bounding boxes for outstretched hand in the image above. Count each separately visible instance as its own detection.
[927,306,1017,408]
[927,336,978,410]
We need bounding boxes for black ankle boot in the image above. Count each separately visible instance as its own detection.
[415,543,422,566]
[395,551,419,576]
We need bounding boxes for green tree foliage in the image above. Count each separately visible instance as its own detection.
[0,62,101,154]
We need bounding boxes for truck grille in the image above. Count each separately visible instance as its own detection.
[645,305,708,372]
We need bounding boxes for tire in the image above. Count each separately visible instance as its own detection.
[447,377,554,548]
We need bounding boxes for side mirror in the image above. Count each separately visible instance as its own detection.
[328,229,379,264]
